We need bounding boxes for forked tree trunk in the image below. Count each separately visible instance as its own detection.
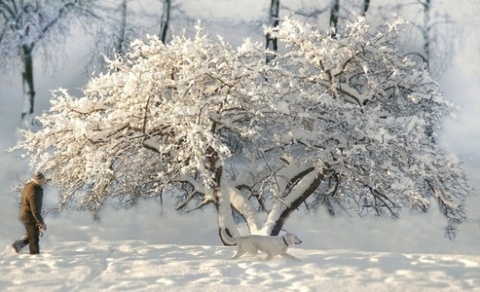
[269,170,326,236]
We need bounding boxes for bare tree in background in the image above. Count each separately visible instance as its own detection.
[89,0,177,70]
[0,0,99,121]
[379,0,457,78]
[116,0,128,55]
[265,0,279,64]
[416,0,454,75]
[88,0,142,70]
[414,0,431,70]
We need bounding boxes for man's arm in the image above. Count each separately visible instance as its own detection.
[29,193,45,225]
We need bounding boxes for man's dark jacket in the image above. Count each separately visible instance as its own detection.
[20,181,45,225]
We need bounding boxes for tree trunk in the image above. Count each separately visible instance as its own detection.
[159,0,171,44]
[269,169,326,236]
[21,44,35,121]
[265,0,280,64]
[361,0,370,16]
[116,0,128,54]
[421,0,431,70]
[329,0,340,37]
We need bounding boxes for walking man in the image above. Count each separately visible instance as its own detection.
[11,171,47,254]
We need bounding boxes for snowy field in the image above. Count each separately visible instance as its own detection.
[2,199,480,292]
[2,241,480,292]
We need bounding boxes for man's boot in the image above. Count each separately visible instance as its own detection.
[11,234,29,253]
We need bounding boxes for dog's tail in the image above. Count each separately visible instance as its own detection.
[219,227,238,246]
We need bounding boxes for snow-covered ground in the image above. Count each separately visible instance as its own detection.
[2,240,480,291]
[2,198,480,291]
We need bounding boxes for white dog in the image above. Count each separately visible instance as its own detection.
[221,228,302,261]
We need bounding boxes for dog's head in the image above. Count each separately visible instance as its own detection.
[284,232,302,245]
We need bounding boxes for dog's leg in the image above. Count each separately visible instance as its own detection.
[232,248,246,259]
[264,253,274,261]
[280,253,301,261]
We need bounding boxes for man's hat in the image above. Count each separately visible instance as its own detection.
[34,171,45,180]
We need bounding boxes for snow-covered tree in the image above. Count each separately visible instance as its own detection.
[12,17,473,242]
